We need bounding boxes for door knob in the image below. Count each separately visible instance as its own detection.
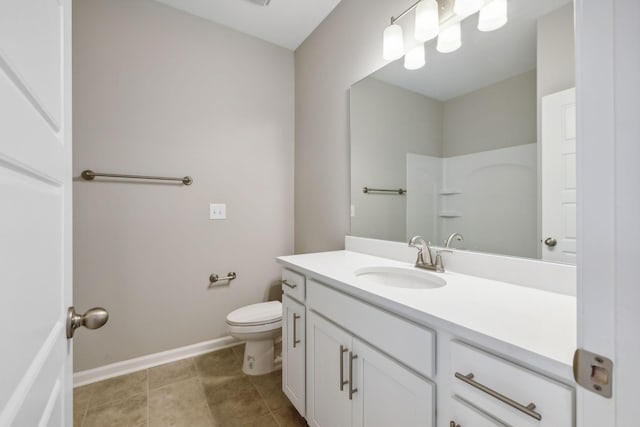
[544,237,557,247]
[66,306,109,339]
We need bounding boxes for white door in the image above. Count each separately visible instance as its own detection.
[306,311,352,427]
[351,338,434,427]
[0,1,73,425]
[576,0,640,426]
[541,88,576,264]
[282,295,306,417]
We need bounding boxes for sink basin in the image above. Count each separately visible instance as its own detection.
[354,266,446,290]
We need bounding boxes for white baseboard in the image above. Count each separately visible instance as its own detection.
[73,336,241,388]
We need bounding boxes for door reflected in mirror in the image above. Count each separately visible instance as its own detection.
[350,0,576,264]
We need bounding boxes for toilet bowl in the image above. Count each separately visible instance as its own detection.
[226,300,282,375]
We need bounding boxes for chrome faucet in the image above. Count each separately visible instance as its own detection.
[408,236,451,273]
[444,232,464,249]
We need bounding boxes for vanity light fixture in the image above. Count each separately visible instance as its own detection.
[478,0,508,32]
[437,22,462,53]
[383,0,508,68]
[404,44,426,70]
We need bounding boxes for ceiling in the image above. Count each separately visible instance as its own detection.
[370,0,572,101]
[154,0,343,50]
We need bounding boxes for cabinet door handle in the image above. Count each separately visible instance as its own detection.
[292,313,301,348]
[349,351,358,400]
[339,345,348,391]
[454,372,542,421]
[282,279,297,289]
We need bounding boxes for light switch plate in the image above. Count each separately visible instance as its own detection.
[209,203,226,220]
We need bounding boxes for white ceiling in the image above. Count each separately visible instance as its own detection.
[154,0,343,50]
[370,0,572,101]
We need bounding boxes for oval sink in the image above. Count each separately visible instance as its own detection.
[354,266,446,290]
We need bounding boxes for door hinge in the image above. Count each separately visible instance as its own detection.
[573,348,613,398]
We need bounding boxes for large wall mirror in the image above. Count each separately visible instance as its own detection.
[350,0,576,264]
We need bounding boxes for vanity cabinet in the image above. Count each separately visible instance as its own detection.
[278,259,575,427]
[306,310,435,427]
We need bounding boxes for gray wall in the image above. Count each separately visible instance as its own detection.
[295,0,403,254]
[350,77,443,242]
[443,70,537,157]
[73,0,294,371]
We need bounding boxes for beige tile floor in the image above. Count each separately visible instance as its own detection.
[74,344,308,427]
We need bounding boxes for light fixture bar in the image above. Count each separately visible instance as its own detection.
[390,0,423,25]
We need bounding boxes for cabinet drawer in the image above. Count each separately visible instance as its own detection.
[449,396,507,427]
[450,341,573,427]
[307,279,435,379]
[282,268,305,302]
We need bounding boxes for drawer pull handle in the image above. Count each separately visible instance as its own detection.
[349,351,358,400]
[292,313,301,348]
[339,345,348,391]
[282,279,297,289]
[454,372,542,421]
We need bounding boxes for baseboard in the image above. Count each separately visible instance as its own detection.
[73,336,241,387]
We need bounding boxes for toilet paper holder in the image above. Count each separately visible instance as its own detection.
[209,272,237,284]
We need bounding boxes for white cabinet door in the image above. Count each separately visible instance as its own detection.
[306,311,352,427]
[351,338,435,427]
[0,0,73,425]
[282,295,306,417]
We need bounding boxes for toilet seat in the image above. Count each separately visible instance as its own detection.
[226,300,282,327]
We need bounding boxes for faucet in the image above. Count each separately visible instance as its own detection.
[408,236,451,273]
[444,232,464,249]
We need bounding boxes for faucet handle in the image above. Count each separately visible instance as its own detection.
[434,249,453,273]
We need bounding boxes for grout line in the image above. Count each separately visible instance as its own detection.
[251,377,282,427]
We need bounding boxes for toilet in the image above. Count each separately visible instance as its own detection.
[226,300,282,375]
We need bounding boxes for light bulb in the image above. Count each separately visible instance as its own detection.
[478,0,508,32]
[453,0,483,16]
[415,0,439,42]
[437,22,461,53]
[404,45,426,70]
[383,24,404,60]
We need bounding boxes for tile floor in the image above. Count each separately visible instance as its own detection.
[74,344,308,427]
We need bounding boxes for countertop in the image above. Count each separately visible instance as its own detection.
[277,250,576,382]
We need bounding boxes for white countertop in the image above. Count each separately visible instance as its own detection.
[277,250,577,381]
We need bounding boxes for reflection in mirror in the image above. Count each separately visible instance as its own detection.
[350,0,575,263]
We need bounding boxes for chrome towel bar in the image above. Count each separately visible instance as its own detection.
[362,187,406,195]
[454,372,542,420]
[209,272,237,283]
[81,169,193,185]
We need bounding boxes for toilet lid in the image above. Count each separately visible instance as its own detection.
[226,301,282,326]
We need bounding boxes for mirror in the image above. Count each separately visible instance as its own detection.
[350,0,575,263]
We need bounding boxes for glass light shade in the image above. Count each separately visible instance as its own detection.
[404,45,426,70]
[415,0,439,42]
[383,24,404,60]
[478,0,508,32]
[437,22,462,53]
[453,0,483,16]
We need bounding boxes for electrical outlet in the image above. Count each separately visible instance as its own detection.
[209,203,226,220]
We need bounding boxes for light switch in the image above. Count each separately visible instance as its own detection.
[209,203,226,220]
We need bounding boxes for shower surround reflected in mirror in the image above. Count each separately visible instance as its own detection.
[349,0,575,263]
